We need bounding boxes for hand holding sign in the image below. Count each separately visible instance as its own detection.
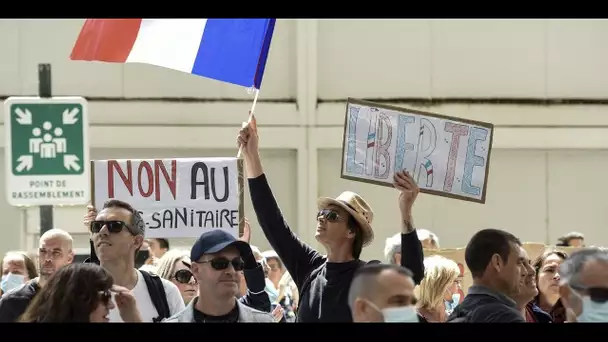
[393,170,419,232]
[239,217,252,243]
[237,113,264,179]
[84,204,97,231]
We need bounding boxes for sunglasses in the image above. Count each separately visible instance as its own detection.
[317,209,342,222]
[174,269,197,285]
[90,220,131,234]
[572,285,608,303]
[197,257,245,271]
[98,290,112,304]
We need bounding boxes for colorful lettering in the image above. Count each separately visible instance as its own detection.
[365,110,378,176]
[108,160,177,201]
[394,115,415,173]
[443,122,469,192]
[374,113,392,179]
[108,160,132,198]
[345,106,363,175]
[415,118,436,187]
[462,127,488,196]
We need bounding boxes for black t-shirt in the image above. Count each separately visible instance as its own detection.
[193,300,240,323]
[0,279,41,322]
[247,174,426,323]
[296,260,363,322]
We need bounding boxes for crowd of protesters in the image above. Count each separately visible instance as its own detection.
[0,115,606,323]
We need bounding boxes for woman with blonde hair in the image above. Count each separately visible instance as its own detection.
[154,249,198,305]
[416,255,461,322]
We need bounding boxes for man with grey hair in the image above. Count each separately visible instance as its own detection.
[348,263,419,322]
[417,229,440,250]
[384,229,439,264]
[85,200,185,322]
[558,247,608,322]
[0,229,74,322]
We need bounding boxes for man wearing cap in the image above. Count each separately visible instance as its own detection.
[164,229,275,322]
[237,115,425,322]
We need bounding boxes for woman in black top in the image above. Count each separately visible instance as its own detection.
[237,115,425,322]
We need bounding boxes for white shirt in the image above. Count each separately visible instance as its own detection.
[108,270,185,322]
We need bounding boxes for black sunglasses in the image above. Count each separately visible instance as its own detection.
[197,257,245,271]
[90,220,131,234]
[98,290,112,304]
[174,269,197,284]
[317,209,341,222]
[572,285,608,303]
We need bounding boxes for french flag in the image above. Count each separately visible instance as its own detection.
[69,19,276,89]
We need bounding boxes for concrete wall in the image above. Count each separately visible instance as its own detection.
[1,19,607,261]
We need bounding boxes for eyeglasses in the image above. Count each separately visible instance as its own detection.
[98,290,112,305]
[90,220,132,234]
[196,257,245,271]
[572,285,608,303]
[173,269,197,285]
[317,209,342,222]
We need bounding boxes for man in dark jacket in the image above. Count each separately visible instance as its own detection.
[447,229,529,323]
[0,229,74,322]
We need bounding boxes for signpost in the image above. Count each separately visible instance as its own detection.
[4,64,90,234]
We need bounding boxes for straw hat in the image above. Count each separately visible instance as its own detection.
[317,191,374,247]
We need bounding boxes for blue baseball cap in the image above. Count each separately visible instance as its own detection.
[190,230,251,263]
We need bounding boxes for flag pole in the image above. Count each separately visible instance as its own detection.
[237,88,260,158]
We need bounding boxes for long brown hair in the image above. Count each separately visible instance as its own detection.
[532,249,568,303]
[19,263,113,322]
[532,249,568,323]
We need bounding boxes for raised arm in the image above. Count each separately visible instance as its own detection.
[238,119,325,286]
[394,171,425,285]
[239,264,271,312]
[237,218,271,312]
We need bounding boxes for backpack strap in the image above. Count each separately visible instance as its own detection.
[140,270,171,322]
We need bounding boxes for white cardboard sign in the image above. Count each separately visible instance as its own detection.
[341,99,494,203]
[92,157,243,238]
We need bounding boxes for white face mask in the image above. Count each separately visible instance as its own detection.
[364,299,419,323]
[1,273,26,294]
[576,294,608,323]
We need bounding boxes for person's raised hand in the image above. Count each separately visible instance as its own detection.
[239,217,252,244]
[112,285,142,323]
[237,113,259,159]
[84,204,97,232]
[393,170,419,227]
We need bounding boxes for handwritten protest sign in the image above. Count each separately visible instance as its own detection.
[341,98,494,203]
[91,157,244,239]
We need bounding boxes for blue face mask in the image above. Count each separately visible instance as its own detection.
[577,296,608,323]
[265,278,279,303]
[1,273,26,294]
[452,293,461,306]
[445,293,461,313]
